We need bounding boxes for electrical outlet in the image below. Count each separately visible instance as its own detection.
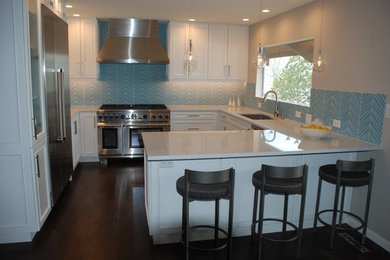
[385,104,390,119]
[257,102,262,108]
[305,113,312,124]
[333,119,341,128]
[295,111,301,118]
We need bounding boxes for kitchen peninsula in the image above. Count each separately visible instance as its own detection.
[142,106,381,244]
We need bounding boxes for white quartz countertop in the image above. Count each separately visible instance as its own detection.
[71,105,99,117]
[143,105,381,161]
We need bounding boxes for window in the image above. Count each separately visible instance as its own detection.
[255,39,314,106]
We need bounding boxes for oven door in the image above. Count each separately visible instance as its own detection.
[122,125,166,157]
[97,124,123,156]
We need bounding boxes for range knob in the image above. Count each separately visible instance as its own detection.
[158,114,163,119]
[143,114,148,119]
[104,115,108,120]
[131,113,138,120]
[165,114,170,119]
[98,115,103,120]
[109,115,113,120]
[152,114,157,119]
[115,115,119,119]
[120,114,125,119]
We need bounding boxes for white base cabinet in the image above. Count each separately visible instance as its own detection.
[71,113,81,168]
[79,112,99,161]
[171,111,218,131]
[33,140,52,228]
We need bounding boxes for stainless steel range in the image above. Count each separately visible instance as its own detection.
[97,104,170,162]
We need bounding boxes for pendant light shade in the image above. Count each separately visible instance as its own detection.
[252,44,265,68]
[313,48,325,72]
[183,39,197,73]
[313,0,326,72]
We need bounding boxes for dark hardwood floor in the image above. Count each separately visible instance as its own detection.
[1,159,389,260]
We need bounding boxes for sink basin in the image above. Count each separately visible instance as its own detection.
[240,114,273,120]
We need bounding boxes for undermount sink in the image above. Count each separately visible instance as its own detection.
[240,114,273,120]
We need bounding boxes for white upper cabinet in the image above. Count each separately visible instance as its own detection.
[208,24,248,81]
[68,18,98,79]
[168,22,209,80]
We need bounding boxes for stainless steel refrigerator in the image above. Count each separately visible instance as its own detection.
[41,5,73,204]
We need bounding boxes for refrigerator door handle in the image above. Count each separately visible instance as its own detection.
[55,69,64,143]
[59,68,66,140]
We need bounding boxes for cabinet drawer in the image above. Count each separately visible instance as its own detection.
[172,121,216,131]
[171,111,217,120]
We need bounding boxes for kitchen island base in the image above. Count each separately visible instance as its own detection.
[144,152,358,244]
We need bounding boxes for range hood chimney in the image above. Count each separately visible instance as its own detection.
[96,19,170,64]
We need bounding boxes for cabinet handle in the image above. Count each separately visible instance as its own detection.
[187,127,200,131]
[224,65,227,77]
[228,65,231,76]
[32,117,37,140]
[35,155,40,178]
[74,120,78,135]
[50,0,54,7]
[187,114,200,117]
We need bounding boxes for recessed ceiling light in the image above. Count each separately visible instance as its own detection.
[188,18,196,22]
[73,14,80,17]
[242,18,249,22]
[65,4,72,8]
[262,9,270,13]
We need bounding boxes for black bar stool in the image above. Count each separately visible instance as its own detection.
[251,164,308,259]
[176,168,235,260]
[313,159,375,248]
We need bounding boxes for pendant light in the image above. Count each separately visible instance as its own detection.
[252,0,265,68]
[313,0,326,72]
[183,0,197,74]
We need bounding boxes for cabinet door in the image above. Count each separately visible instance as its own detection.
[168,22,189,80]
[28,0,46,143]
[68,18,81,77]
[80,112,98,158]
[208,24,228,80]
[80,18,98,78]
[34,142,51,228]
[227,25,248,81]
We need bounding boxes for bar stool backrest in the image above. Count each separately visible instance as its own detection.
[262,164,308,180]
[336,159,375,173]
[185,168,235,185]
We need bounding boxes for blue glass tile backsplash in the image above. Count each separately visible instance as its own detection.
[69,21,386,145]
[243,84,386,145]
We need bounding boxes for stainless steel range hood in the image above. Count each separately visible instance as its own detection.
[96,19,169,64]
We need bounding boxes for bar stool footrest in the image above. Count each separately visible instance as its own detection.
[252,218,299,243]
[181,225,229,252]
[317,209,364,231]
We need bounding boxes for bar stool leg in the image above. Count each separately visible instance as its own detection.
[215,199,220,248]
[330,179,342,249]
[185,195,190,260]
[257,189,265,260]
[362,172,374,244]
[338,186,346,225]
[313,178,323,232]
[283,194,289,232]
[252,188,259,240]
[227,190,234,260]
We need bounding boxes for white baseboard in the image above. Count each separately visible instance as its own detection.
[347,218,390,252]
[0,232,35,244]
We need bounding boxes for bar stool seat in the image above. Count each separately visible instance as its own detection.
[176,177,231,200]
[251,164,308,259]
[319,164,370,186]
[313,159,375,249]
[176,168,235,260]
[252,170,304,194]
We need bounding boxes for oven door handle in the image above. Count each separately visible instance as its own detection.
[121,123,171,127]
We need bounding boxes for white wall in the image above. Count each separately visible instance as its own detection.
[249,0,390,250]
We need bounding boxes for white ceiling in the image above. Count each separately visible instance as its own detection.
[64,0,316,25]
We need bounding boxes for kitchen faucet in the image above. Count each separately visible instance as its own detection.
[262,90,282,118]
